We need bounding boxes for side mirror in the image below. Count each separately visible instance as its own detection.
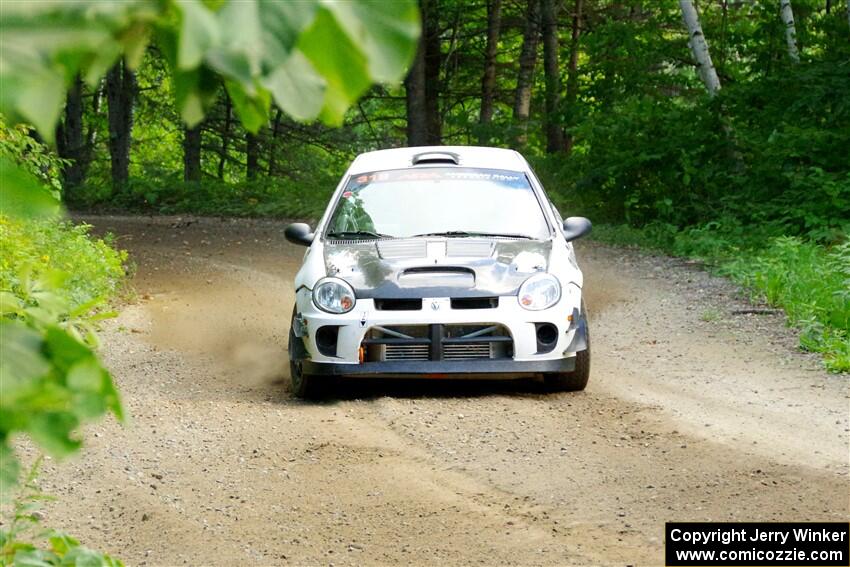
[284,223,314,247]
[562,217,592,242]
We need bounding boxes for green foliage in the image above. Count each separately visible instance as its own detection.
[0,218,127,313]
[0,459,124,566]
[0,158,60,222]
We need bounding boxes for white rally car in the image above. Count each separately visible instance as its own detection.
[284,146,592,398]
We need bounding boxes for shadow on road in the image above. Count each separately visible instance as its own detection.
[275,376,571,403]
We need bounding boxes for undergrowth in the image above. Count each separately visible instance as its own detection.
[0,216,128,312]
[591,222,850,373]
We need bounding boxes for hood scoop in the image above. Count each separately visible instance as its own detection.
[398,267,475,289]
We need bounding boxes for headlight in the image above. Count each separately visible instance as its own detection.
[312,277,356,313]
[518,273,561,311]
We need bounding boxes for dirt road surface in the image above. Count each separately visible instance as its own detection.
[33,216,848,566]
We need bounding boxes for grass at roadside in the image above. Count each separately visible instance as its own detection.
[591,223,850,373]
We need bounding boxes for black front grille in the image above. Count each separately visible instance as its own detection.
[362,324,512,362]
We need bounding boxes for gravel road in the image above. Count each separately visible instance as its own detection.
[35,215,849,566]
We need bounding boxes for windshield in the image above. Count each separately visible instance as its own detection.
[325,167,550,240]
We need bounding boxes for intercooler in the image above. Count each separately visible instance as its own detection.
[362,324,513,362]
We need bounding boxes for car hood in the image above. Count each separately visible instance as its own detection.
[323,238,552,298]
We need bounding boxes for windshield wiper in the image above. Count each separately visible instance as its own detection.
[326,230,390,240]
[410,230,535,240]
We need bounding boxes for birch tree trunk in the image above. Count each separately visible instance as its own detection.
[679,0,721,97]
[513,0,541,146]
[541,0,564,153]
[478,0,502,141]
[780,0,800,62]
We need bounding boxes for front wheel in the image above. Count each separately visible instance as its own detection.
[288,309,328,399]
[544,305,591,392]
[289,358,326,399]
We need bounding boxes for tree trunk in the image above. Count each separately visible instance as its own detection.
[405,35,428,146]
[846,0,849,32]
[541,0,563,153]
[679,0,722,97]
[478,0,502,140]
[246,133,260,180]
[564,0,583,154]
[183,125,202,183]
[513,0,541,146]
[105,59,136,191]
[780,0,801,62]
[218,91,232,180]
[423,0,442,145]
[268,108,283,176]
[56,75,87,190]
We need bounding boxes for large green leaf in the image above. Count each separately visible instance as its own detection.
[262,49,325,121]
[27,413,81,458]
[0,158,60,220]
[172,66,221,127]
[298,7,372,125]
[0,443,20,497]
[225,80,270,133]
[323,1,420,83]
[43,327,93,373]
[176,0,220,70]
[66,359,105,392]
[0,322,50,398]
[254,0,319,66]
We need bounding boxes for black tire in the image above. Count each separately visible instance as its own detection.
[544,303,591,392]
[288,308,328,399]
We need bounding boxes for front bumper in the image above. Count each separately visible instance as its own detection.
[303,357,575,378]
[293,286,586,368]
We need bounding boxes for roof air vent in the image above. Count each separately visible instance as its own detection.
[411,151,460,166]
